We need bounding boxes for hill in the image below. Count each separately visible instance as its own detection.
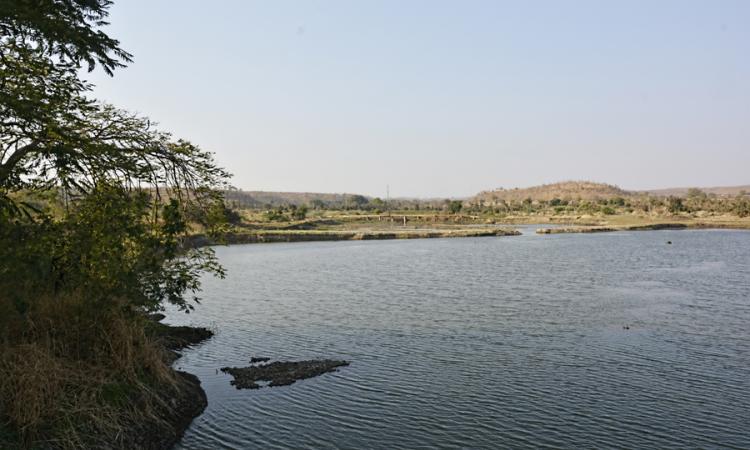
[471,181,630,204]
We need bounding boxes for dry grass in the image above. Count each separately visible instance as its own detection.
[0,293,179,449]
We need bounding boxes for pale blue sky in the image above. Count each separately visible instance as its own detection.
[90,1,750,198]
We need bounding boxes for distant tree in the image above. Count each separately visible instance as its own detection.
[264,208,287,222]
[734,196,750,218]
[686,188,706,199]
[667,196,684,214]
[347,194,369,210]
[609,197,625,207]
[292,204,308,220]
[448,200,463,214]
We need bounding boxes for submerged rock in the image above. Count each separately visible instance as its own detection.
[221,359,349,389]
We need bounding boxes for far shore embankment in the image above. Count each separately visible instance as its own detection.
[187,227,521,247]
[536,221,750,234]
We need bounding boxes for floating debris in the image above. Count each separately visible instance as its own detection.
[221,359,349,389]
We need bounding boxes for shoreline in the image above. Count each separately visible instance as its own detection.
[140,320,216,450]
[535,222,750,234]
[188,227,521,246]
[185,219,750,247]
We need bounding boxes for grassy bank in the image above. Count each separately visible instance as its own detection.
[535,216,750,234]
[0,294,212,449]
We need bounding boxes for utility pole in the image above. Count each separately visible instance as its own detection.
[386,185,390,217]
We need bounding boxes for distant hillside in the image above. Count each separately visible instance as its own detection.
[472,181,630,204]
[642,185,750,197]
[223,190,369,209]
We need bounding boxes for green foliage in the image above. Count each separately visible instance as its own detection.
[264,208,288,222]
[1,1,230,313]
[734,196,750,218]
[600,206,616,215]
[0,0,132,75]
[346,194,369,209]
[448,200,463,214]
[0,185,225,313]
[667,196,684,214]
[0,2,231,446]
[292,204,308,220]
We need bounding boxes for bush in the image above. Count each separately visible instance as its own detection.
[292,205,308,220]
[448,200,463,214]
[667,196,684,214]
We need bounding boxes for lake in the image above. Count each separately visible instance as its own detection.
[169,227,750,449]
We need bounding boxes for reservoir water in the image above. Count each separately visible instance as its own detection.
[170,227,750,449]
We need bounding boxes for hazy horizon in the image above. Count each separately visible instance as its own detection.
[89,1,750,198]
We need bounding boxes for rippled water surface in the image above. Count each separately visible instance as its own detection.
[169,228,750,449]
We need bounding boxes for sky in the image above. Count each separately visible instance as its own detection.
[89,0,750,198]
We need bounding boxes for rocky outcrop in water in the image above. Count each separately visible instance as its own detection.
[221,359,350,389]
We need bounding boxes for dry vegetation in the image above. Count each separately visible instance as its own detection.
[0,294,202,449]
[473,181,630,203]
[209,182,750,245]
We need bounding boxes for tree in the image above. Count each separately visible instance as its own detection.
[448,200,463,214]
[686,188,706,199]
[0,2,234,446]
[0,0,132,75]
[734,195,750,218]
[1,2,230,313]
[667,196,684,214]
[292,204,308,220]
[347,194,369,210]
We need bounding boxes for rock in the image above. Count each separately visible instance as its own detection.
[250,356,271,363]
[221,359,350,390]
[148,313,166,322]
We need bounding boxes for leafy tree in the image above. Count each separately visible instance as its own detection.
[1,1,230,313]
[292,204,308,220]
[734,195,750,218]
[346,194,369,210]
[667,196,684,214]
[0,0,132,74]
[448,200,463,214]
